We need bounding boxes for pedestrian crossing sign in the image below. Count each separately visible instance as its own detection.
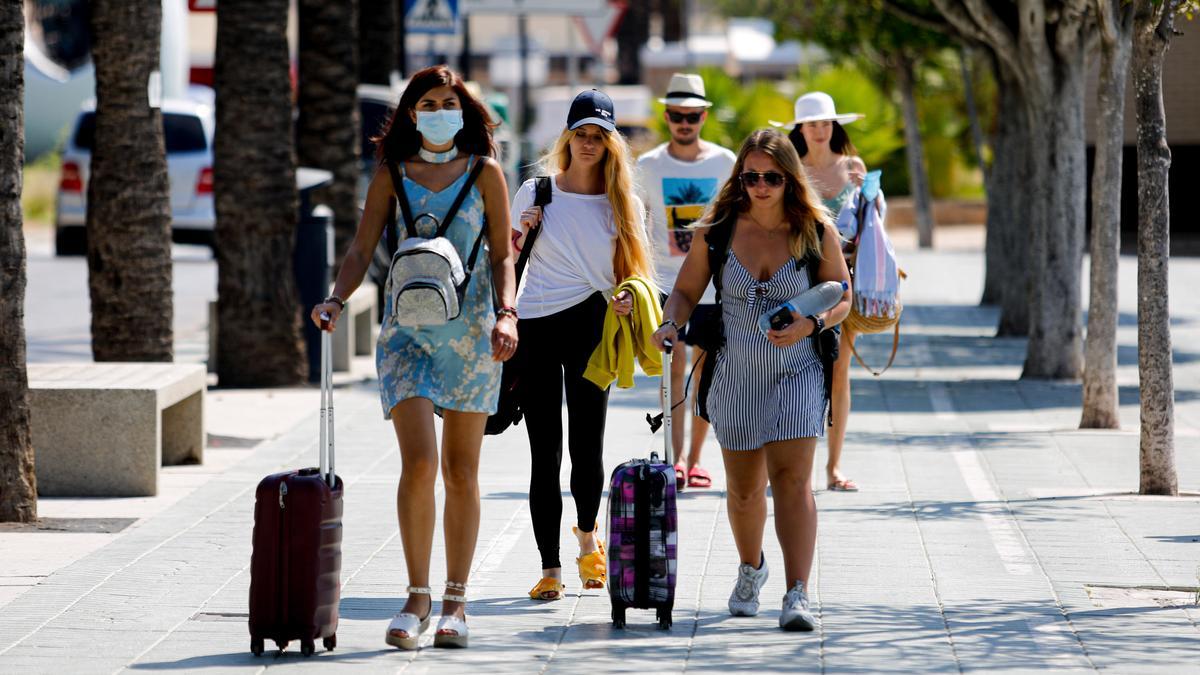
[405,0,459,34]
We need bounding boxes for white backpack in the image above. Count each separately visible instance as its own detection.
[385,158,487,327]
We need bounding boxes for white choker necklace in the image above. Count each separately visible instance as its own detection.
[418,146,458,164]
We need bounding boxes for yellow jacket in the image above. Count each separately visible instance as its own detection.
[583,276,663,390]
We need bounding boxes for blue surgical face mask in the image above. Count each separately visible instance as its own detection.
[415,109,464,146]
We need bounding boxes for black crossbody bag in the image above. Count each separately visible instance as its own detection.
[484,176,552,436]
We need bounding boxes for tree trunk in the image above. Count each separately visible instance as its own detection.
[616,1,649,84]
[1081,2,1133,430]
[298,0,361,267]
[86,0,173,362]
[396,0,407,78]
[359,0,395,85]
[661,0,685,43]
[0,2,37,522]
[214,0,306,387]
[894,53,935,249]
[1021,44,1087,380]
[982,60,1031,327]
[1133,0,1177,496]
[960,47,988,187]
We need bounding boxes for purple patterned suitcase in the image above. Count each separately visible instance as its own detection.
[607,344,678,629]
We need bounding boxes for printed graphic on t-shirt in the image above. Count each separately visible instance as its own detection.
[663,177,719,256]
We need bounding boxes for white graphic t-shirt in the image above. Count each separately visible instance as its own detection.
[637,142,736,303]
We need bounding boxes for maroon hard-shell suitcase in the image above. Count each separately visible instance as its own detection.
[248,322,343,657]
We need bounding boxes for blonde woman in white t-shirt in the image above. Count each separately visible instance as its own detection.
[510,89,655,602]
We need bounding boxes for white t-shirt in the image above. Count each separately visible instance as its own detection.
[636,141,736,303]
[511,176,646,319]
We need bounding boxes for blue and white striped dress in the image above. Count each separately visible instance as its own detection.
[707,251,826,450]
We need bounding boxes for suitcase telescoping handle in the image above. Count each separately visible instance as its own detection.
[319,313,336,487]
[661,340,673,466]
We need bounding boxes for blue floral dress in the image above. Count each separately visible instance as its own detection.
[376,159,500,418]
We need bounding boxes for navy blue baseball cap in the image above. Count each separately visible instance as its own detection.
[567,89,616,132]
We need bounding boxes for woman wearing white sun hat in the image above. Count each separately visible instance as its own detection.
[775,92,868,494]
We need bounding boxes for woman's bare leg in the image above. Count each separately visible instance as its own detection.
[439,409,486,621]
[391,398,439,619]
[721,448,768,565]
[827,328,855,487]
[765,437,818,586]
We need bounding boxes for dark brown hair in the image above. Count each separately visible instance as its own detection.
[705,129,828,261]
[373,65,497,164]
[787,121,857,158]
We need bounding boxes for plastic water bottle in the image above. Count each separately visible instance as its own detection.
[758,280,848,335]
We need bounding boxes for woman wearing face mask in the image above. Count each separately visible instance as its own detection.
[310,65,517,650]
[511,90,655,602]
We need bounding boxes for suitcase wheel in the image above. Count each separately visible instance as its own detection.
[612,604,626,629]
[300,639,316,657]
[323,634,337,651]
[250,637,264,656]
[274,639,288,652]
[657,606,672,630]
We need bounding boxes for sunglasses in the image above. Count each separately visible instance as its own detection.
[740,171,786,188]
[667,111,704,124]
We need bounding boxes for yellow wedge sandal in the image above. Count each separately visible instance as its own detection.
[574,525,607,589]
[529,577,564,601]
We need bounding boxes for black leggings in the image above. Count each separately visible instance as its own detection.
[518,293,610,570]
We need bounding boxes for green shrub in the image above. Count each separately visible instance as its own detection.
[22,150,61,227]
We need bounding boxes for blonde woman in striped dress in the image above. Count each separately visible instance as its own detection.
[652,129,851,632]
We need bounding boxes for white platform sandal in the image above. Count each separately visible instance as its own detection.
[385,585,431,650]
[433,581,469,649]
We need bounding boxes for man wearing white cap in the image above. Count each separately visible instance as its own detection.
[637,73,736,491]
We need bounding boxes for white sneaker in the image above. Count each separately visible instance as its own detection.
[728,553,769,617]
[780,581,816,631]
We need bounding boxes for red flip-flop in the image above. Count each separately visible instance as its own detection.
[673,464,686,491]
[687,466,712,489]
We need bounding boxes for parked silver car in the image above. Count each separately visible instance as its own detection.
[54,98,216,255]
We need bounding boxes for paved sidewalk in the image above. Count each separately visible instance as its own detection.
[3,244,1198,673]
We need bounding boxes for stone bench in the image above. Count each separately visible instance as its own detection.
[206,281,377,374]
[332,281,378,372]
[27,363,207,497]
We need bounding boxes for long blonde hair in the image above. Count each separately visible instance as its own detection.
[539,127,654,283]
[705,129,829,261]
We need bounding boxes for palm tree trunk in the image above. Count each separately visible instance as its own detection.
[0,1,37,522]
[1081,0,1133,430]
[616,1,649,84]
[214,0,306,387]
[894,53,935,249]
[660,0,685,43]
[298,0,361,267]
[1133,0,1178,495]
[86,0,173,362]
[359,0,396,85]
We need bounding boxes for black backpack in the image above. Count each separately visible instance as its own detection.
[694,216,838,425]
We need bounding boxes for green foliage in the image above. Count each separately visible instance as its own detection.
[21,149,61,227]
[649,66,793,151]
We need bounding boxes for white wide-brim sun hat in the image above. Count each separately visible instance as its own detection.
[769,92,864,129]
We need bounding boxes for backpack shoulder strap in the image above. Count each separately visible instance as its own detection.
[387,161,418,240]
[534,175,553,207]
[515,176,552,280]
[706,215,735,302]
[801,218,827,286]
[437,157,487,238]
